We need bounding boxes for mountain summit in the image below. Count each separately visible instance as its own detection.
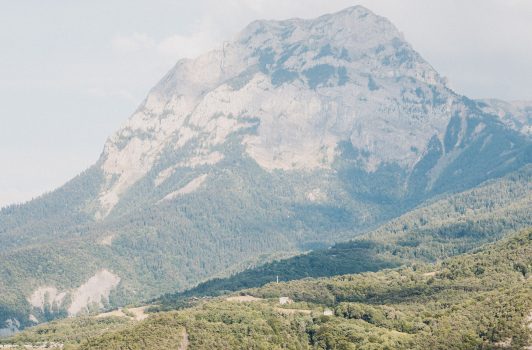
[0,6,530,332]
[97,5,448,217]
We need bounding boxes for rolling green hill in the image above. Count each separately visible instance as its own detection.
[4,228,530,349]
[158,165,532,305]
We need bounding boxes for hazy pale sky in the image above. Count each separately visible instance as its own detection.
[1,0,532,208]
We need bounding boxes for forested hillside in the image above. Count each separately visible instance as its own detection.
[159,165,532,304]
[4,229,530,349]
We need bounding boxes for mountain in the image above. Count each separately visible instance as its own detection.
[0,5,530,332]
[477,98,532,136]
[4,229,531,349]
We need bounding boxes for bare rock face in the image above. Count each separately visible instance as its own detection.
[476,98,532,136]
[0,319,20,337]
[95,6,457,217]
[27,269,121,318]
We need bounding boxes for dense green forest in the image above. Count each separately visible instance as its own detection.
[0,165,529,332]
[4,228,530,349]
[158,166,531,305]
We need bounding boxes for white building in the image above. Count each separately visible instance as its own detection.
[279,297,293,305]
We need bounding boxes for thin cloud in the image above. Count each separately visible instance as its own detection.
[111,33,155,53]
[111,18,220,61]
[156,32,217,59]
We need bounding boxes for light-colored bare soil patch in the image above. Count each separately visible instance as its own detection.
[178,328,189,350]
[0,343,63,349]
[225,295,263,302]
[96,306,148,321]
[128,306,149,321]
[68,269,121,315]
[95,309,127,318]
[423,271,438,277]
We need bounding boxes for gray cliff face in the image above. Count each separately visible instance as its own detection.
[476,98,532,136]
[96,5,454,217]
[95,6,529,218]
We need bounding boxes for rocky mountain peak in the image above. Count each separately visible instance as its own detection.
[95,7,460,218]
[237,6,399,49]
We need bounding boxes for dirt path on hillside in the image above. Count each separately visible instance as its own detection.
[95,306,148,321]
[178,328,189,350]
[525,310,532,350]
[0,344,63,349]
[128,306,149,321]
[225,295,263,302]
